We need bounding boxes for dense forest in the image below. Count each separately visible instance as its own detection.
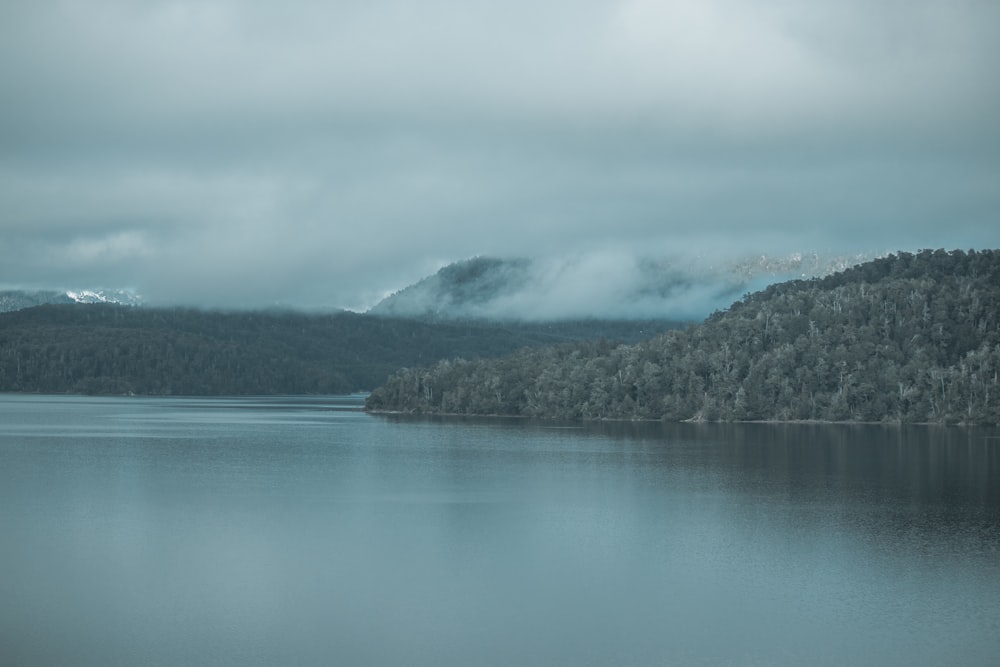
[0,305,680,396]
[366,250,1000,425]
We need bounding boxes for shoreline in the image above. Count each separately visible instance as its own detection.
[364,408,988,427]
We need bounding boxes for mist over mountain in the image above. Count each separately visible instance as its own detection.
[2,251,874,319]
[369,252,879,321]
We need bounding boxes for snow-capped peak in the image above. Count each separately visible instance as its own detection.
[65,289,143,306]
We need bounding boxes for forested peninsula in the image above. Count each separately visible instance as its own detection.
[0,306,678,396]
[366,250,1000,425]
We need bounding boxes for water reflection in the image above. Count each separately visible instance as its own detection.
[1,396,998,666]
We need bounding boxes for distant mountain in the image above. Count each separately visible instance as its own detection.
[0,289,143,313]
[370,257,531,319]
[369,252,878,321]
[0,290,74,313]
[367,249,1000,425]
[64,288,143,307]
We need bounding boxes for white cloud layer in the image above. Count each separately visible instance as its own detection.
[1,0,997,309]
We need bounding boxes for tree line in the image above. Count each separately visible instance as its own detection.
[0,305,680,396]
[366,249,1000,425]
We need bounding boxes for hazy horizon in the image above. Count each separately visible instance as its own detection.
[0,245,992,320]
[3,247,894,320]
[2,1,997,310]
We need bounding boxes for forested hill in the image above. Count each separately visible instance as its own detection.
[0,306,680,396]
[366,249,1000,425]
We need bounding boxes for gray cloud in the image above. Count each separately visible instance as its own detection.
[1,0,997,310]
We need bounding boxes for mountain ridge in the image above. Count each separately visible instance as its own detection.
[369,251,881,321]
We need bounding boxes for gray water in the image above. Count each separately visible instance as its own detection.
[1,395,998,666]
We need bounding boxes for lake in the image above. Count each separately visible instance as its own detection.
[1,394,998,666]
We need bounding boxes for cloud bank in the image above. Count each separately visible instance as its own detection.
[1,0,997,309]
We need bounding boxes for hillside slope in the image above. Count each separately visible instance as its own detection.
[367,249,1000,424]
[0,306,676,395]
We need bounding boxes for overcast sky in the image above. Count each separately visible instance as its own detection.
[1,0,997,309]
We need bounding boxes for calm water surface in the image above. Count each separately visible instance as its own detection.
[1,394,998,666]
